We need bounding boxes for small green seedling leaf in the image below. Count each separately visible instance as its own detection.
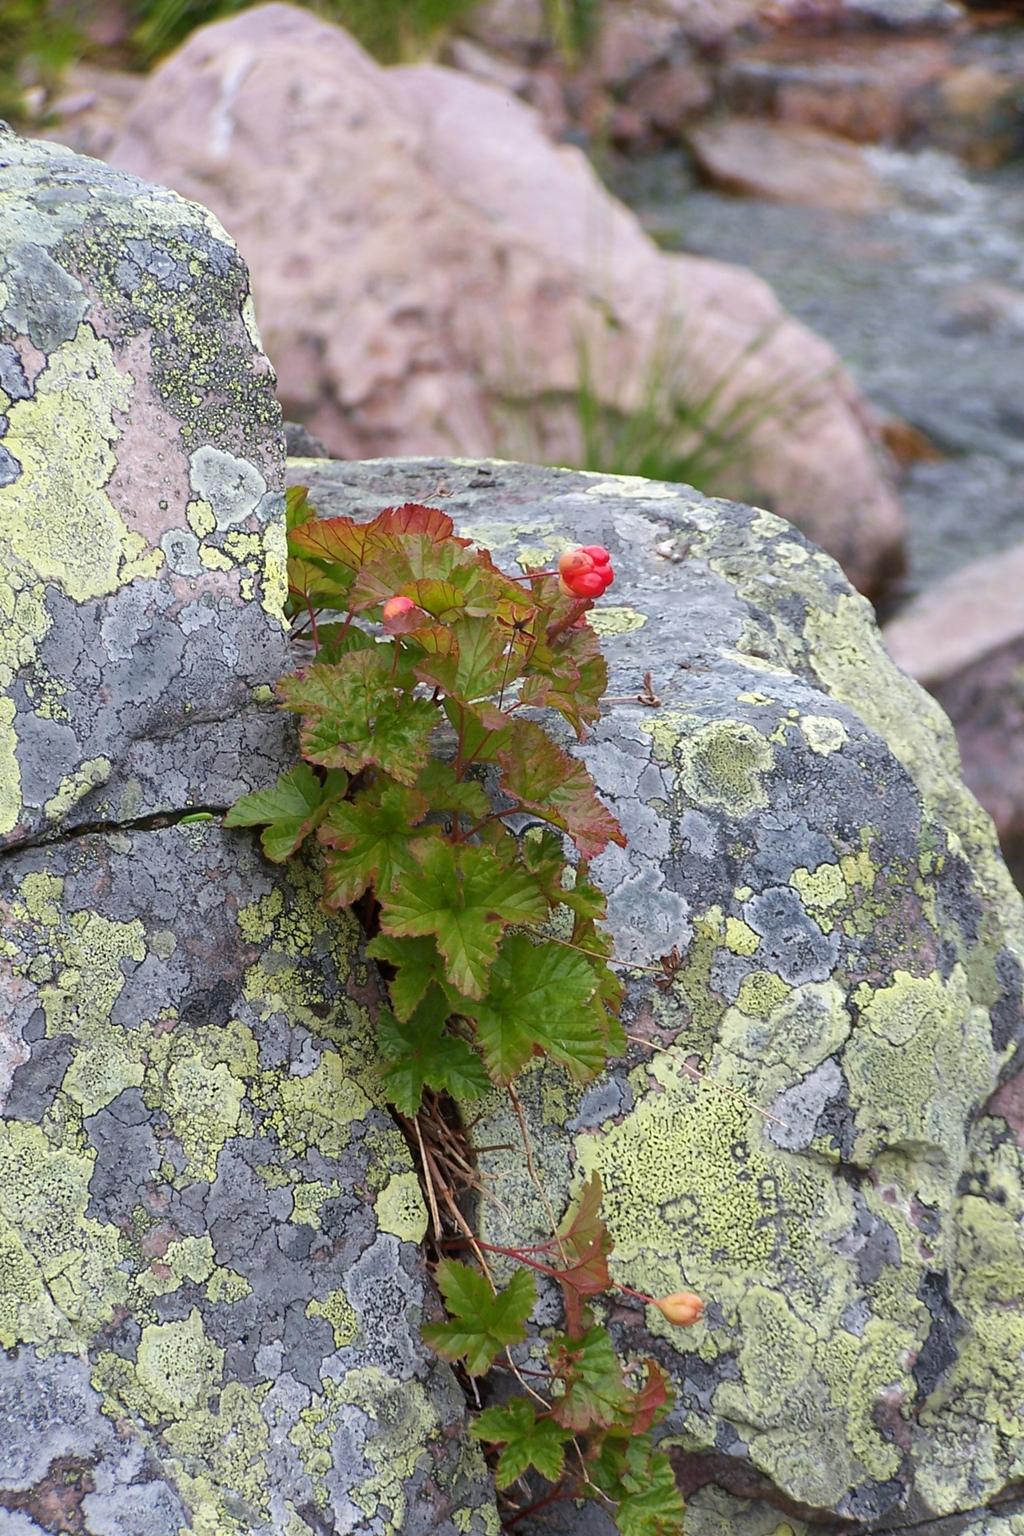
[471,1399,572,1488]
[423,1261,535,1375]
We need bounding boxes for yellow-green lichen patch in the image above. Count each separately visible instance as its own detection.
[275,1051,374,1162]
[290,1179,342,1230]
[133,1309,225,1423]
[0,694,21,836]
[0,1119,126,1350]
[589,606,647,637]
[136,1234,215,1298]
[42,756,113,823]
[163,1380,272,1529]
[205,1265,253,1304]
[307,1289,359,1348]
[32,907,146,1040]
[0,325,143,601]
[644,716,774,816]
[844,967,995,1179]
[295,1368,441,1530]
[374,1170,428,1244]
[62,1030,145,1116]
[735,970,791,1018]
[790,863,847,931]
[799,715,848,755]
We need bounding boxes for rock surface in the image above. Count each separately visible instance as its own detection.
[293,453,1024,1536]
[687,117,889,210]
[885,543,1024,888]
[106,2,905,598]
[0,130,496,1536]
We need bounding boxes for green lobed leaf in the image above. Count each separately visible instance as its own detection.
[366,934,461,1021]
[471,1399,571,1488]
[318,782,430,907]
[499,720,624,861]
[285,484,313,532]
[415,615,521,706]
[225,763,347,863]
[377,990,489,1115]
[607,1442,686,1536]
[378,840,548,1000]
[548,1324,633,1432]
[279,651,436,785]
[473,935,606,1084]
[423,1261,535,1376]
[415,761,490,821]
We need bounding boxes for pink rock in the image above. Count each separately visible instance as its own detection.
[108,2,904,595]
[885,544,1024,868]
[687,116,890,210]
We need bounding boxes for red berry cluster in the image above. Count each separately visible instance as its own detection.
[558,545,614,599]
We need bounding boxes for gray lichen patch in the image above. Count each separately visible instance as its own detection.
[293,456,1024,1535]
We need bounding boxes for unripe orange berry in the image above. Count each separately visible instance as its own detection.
[382,595,415,621]
[653,1290,704,1327]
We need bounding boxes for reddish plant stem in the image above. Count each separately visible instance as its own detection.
[545,597,593,644]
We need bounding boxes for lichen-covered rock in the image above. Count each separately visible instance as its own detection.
[292,455,1024,1535]
[0,124,289,846]
[0,133,497,1535]
[0,832,497,1535]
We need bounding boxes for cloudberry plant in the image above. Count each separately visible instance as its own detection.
[228,491,701,1534]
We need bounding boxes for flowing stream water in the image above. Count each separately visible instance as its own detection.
[612,139,1024,609]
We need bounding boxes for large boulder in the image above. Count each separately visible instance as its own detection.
[106,2,904,599]
[0,130,496,1536]
[292,453,1024,1536]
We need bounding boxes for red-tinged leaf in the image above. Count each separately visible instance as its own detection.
[287,555,354,610]
[553,1173,613,1334]
[289,514,376,571]
[423,1261,535,1376]
[279,652,436,785]
[442,697,512,765]
[225,763,347,862]
[398,578,467,620]
[629,1361,671,1437]
[549,1325,632,1432]
[499,720,624,860]
[375,502,464,545]
[471,1400,572,1489]
[473,936,606,1085]
[415,616,521,706]
[588,1436,684,1535]
[615,1447,686,1536]
[406,624,458,658]
[317,782,430,906]
[378,840,548,1000]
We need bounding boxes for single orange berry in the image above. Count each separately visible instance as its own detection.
[382,595,416,622]
[653,1290,704,1327]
